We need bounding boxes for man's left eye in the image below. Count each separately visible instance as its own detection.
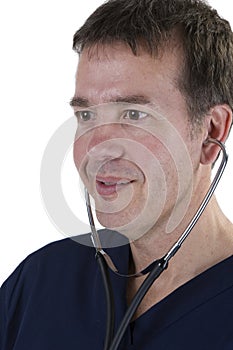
[123,110,148,120]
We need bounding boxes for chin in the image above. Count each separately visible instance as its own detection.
[96,211,122,230]
[96,210,156,243]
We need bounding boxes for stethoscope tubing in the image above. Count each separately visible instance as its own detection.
[108,257,168,350]
[96,252,115,350]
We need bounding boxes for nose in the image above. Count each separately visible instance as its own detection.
[87,124,125,159]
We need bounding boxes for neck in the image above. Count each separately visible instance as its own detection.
[130,196,233,276]
[127,197,233,319]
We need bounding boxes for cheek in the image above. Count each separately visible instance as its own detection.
[134,133,166,163]
[137,134,181,193]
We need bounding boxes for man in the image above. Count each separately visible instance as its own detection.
[1,0,233,349]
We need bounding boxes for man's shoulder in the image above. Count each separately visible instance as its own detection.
[1,229,129,291]
[1,235,93,291]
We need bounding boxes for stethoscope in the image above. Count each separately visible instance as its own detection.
[84,138,228,350]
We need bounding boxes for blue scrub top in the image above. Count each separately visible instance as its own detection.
[1,233,233,349]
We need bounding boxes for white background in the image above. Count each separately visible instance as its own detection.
[0,0,232,285]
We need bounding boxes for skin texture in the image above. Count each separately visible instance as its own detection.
[72,42,233,318]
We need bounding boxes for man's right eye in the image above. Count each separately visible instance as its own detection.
[75,110,95,121]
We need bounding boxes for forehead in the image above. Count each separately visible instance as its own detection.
[74,42,183,107]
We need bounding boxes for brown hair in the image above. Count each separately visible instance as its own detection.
[73,0,233,126]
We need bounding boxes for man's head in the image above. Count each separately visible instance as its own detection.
[73,0,233,128]
[71,0,232,240]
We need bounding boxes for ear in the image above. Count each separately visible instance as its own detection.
[201,104,232,164]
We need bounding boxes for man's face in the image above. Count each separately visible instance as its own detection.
[72,43,203,241]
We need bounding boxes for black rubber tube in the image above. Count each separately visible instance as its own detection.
[96,252,115,350]
[109,257,168,350]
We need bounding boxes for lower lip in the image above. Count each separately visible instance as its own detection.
[96,181,130,196]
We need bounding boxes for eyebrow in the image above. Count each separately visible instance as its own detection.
[70,97,90,107]
[69,95,152,108]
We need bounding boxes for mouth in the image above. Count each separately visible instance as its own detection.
[96,176,134,196]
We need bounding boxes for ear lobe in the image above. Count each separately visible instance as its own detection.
[201,105,232,165]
